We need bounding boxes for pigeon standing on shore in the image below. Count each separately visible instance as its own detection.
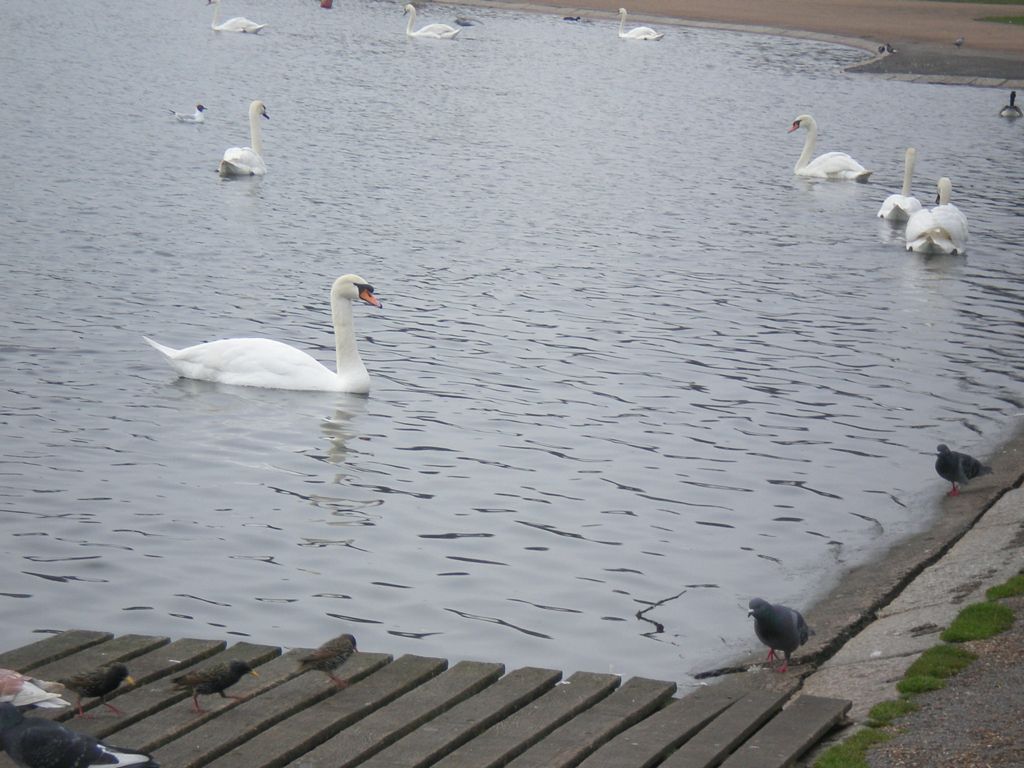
[60,663,134,718]
[171,660,259,714]
[935,444,992,496]
[748,598,813,673]
[0,702,158,767]
[954,36,964,47]
[297,633,358,688]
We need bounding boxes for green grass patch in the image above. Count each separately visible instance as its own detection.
[896,675,946,694]
[941,602,1014,642]
[986,573,1024,600]
[980,14,1024,22]
[905,644,977,679]
[813,727,891,768]
[867,698,918,727]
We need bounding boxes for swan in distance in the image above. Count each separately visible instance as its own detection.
[144,275,383,393]
[404,5,460,39]
[617,8,663,40]
[905,177,968,255]
[169,104,207,123]
[219,100,269,177]
[877,148,923,221]
[209,0,267,33]
[999,90,1022,118]
[788,114,872,181]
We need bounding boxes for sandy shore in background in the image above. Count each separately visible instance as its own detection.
[473,0,1024,81]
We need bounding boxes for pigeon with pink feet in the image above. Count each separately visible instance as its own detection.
[748,598,813,673]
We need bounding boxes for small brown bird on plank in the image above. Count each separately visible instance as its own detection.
[59,663,134,718]
[297,634,358,688]
[171,660,259,714]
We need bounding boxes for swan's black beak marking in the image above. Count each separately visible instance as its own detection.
[358,285,382,308]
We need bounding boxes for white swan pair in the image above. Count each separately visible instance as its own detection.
[905,177,969,255]
[877,148,922,221]
[219,100,269,177]
[209,0,267,33]
[145,275,382,393]
[618,8,663,40]
[404,5,460,39]
[788,114,872,181]
[170,104,207,124]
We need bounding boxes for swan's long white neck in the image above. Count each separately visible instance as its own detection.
[795,118,817,172]
[618,9,626,35]
[406,6,416,35]
[900,148,916,196]
[249,102,264,157]
[331,294,363,374]
[211,0,221,30]
[936,177,952,206]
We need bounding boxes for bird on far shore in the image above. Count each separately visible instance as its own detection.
[999,90,1022,118]
[935,444,992,496]
[171,660,259,714]
[169,104,206,123]
[0,702,158,768]
[59,663,134,718]
[297,633,358,688]
[954,36,964,47]
[748,598,813,673]
[885,42,896,53]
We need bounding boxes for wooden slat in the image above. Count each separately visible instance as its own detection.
[29,634,170,683]
[577,683,743,768]
[718,695,851,768]
[359,666,563,768]
[658,689,788,768]
[0,630,111,671]
[153,651,391,768]
[432,671,621,768]
[205,654,447,768]
[504,677,677,768]
[289,660,505,768]
[95,642,281,752]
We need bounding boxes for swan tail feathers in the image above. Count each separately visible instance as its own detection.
[143,336,178,358]
[855,170,873,182]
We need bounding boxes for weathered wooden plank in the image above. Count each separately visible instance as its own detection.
[658,689,788,768]
[289,660,505,768]
[359,666,562,768]
[28,634,170,684]
[0,630,112,671]
[504,677,677,768]
[577,683,743,768]
[153,651,391,768]
[718,695,851,768]
[95,642,282,753]
[205,654,446,768]
[433,671,621,768]
[66,637,227,737]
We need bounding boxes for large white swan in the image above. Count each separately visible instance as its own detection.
[877,147,923,221]
[144,275,382,393]
[169,104,207,124]
[788,114,872,181]
[209,0,267,33]
[999,90,1022,118]
[905,177,968,255]
[618,8,663,40]
[404,5,460,39]
[219,100,269,177]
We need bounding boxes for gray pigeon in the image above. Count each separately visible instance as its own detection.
[935,444,992,496]
[747,598,813,673]
[0,702,157,767]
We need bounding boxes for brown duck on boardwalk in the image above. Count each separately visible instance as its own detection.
[171,660,259,714]
[297,633,357,688]
[59,662,134,717]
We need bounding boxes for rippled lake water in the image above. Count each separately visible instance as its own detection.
[2,0,1023,686]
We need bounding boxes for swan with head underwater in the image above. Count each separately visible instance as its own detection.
[905,177,968,255]
[999,90,1022,118]
[403,5,460,39]
[788,114,872,181]
[208,0,267,33]
[145,275,382,393]
[877,147,923,221]
[219,100,269,177]
[617,7,663,40]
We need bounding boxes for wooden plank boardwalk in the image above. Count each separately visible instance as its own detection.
[0,630,851,768]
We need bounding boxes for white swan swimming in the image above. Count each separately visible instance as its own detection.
[169,104,207,124]
[788,114,872,181]
[219,100,269,177]
[404,5,460,39]
[905,177,969,255]
[144,275,382,393]
[999,90,1022,118]
[209,0,267,33]
[617,8,663,40]
[877,147,923,221]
